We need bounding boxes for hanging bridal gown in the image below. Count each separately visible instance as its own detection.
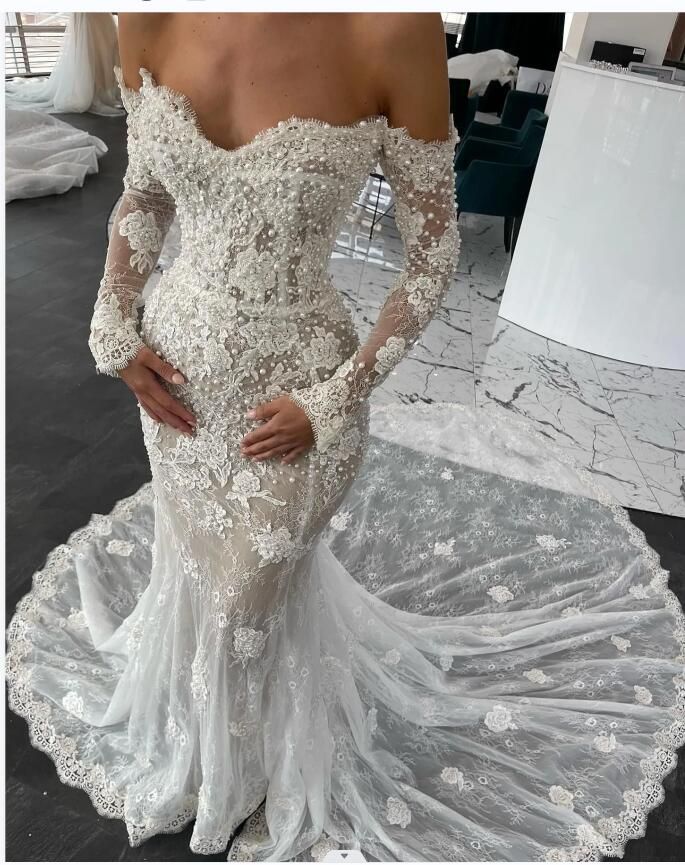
[6,64,685,863]
[5,13,123,116]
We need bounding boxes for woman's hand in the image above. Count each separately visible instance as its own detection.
[119,346,197,437]
[240,396,314,464]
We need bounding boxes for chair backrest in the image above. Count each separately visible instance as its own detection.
[517,108,547,138]
[514,119,547,165]
[449,78,473,137]
[500,90,548,128]
[461,95,479,139]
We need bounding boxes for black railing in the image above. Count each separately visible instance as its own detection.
[5,12,69,77]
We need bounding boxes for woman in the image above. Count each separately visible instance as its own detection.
[7,12,684,863]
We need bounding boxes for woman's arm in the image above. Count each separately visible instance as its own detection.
[87,78,177,375]
[287,15,460,452]
[240,14,459,462]
[88,48,196,435]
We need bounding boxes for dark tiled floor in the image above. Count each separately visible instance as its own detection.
[5,111,685,862]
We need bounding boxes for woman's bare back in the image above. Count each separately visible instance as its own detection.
[116,11,449,153]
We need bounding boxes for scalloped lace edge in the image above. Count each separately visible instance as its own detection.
[5,400,685,861]
[369,400,685,860]
[113,64,459,159]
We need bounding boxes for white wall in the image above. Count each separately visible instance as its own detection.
[565,12,678,65]
[500,62,685,368]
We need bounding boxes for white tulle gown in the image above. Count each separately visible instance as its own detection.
[5,13,122,116]
[5,109,108,202]
[5,13,120,201]
[6,64,685,863]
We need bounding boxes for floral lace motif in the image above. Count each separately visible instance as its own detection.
[290,119,460,451]
[87,86,177,375]
[5,400,685,861]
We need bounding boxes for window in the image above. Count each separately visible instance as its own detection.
[441,12,467,46]
[5,12,69,77]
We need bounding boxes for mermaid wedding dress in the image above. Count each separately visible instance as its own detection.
[6,64,685,863]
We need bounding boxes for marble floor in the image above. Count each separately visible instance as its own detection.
[328,174,685,517]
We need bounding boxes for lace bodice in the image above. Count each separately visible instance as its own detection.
[88,65,460,451]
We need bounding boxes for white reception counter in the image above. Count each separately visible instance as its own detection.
[499,61,685,369]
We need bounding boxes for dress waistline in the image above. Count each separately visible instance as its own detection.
[165,255,340,322]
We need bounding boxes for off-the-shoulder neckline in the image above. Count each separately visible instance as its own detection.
[114,65,459,159]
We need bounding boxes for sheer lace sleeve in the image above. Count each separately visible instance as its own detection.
[289,116,460,451]
[88,67,177,376]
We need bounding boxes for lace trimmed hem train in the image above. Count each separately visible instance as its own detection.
[7,402,685,862]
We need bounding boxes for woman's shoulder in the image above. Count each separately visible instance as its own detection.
[355,13,449,138]
[355,12,445,58]
[116,13,170,90]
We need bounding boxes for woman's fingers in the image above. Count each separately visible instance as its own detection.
[241,417,280,448]
[120,347,197,430]
[147,380,197,429]
[141,346,186,386]
[143,393,195,437]
[252,445,295,462]
[136,396,163,424]
[241,434,289,458]
[281,445,306,464]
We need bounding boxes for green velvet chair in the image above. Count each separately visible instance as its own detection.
[454,119,547,255]
[461,95,479,140]
[500,89,548,129]
[449,78,479,141]
[460,108,547,148]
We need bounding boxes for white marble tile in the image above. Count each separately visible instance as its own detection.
[455,213,511,285]
[551,445,663,511]
[409,303,473,388]
[637,463,685,517]
[592,358,685,471]
[371,354,475,409]
[326,257,365,313]
[355,263,399,310]
[474,318,635,460]
[469,290,502,357]
[340,200,684,517]
[444,277,471,316]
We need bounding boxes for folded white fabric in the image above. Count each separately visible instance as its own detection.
[447,49,519,95]
[5,107,108,201]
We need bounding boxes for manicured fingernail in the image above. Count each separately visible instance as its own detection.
[172,373,185,384]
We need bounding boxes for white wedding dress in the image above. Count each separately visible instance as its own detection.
[5,108,108,202]
[5,13,122,116]
[6,65,685,863]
